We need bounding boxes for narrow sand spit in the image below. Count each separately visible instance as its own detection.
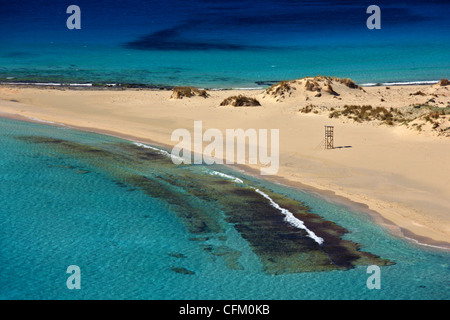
[1,77,449,248]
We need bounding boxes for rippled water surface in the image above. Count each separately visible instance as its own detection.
[0,117,449,299]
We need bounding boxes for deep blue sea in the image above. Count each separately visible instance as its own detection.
[0,0,449,88]
[0,118,449,299]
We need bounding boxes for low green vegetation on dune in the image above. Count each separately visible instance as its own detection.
[299,104,450,135]
[171,86,208,99]
[220,95,261,107]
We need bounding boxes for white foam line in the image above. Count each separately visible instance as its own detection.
[360,83,378,87]
[133,142,184,162]
[360,80,439,87]
[135,143,322,245]
[133,142,170,155]
[207,169,244,184]
[204,168,324,245]
[2,82,93,87]
[253,188,324,245]
[382,80,438,86]
[2,82,62,86]
[69,83,93,87]
[134,144,244,183]
[404,236,450,251]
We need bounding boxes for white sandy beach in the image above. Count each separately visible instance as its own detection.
[1,77,449,249]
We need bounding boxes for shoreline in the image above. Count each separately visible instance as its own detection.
[0,78,441,91]
[1,81,449,250]
[232,163,450,251]
[1,110,449,251]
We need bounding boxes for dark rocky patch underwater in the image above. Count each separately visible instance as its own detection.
[16,135,393,274]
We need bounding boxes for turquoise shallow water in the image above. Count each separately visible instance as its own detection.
[0,117,449,300]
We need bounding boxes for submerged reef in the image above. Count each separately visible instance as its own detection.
[17,135,393,274]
